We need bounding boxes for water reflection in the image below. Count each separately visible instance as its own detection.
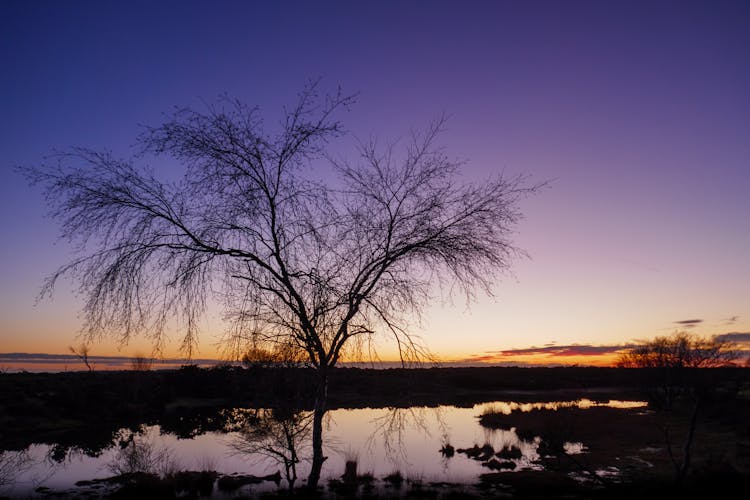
[454,428,544,472]
[107,427,180,476]
[0,398,648,497]
[228,408,313,490]
[475,399,654,487]
[0,447,58,497]
[0,450,34,488]
[478,398,648,416]
[364,407,444,463]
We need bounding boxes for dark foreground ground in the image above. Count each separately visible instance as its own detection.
[1,366,749,498]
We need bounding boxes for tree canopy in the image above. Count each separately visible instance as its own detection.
[25,84,536,370]
[616,332,737,369]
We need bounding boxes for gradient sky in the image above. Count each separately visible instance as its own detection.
[1,1,748,365]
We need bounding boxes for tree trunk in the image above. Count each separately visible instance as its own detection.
[306,368,328,490]
[676,397,700,485]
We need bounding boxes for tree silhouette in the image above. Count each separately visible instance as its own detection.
[24,82,536,487]
[617,332,737,485]
[69,343,94,372]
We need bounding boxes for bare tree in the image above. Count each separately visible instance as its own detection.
[617,332,735,371]
[616,332,737,485]
[69,343,94,372]
[24,82,536,487]
[241,344,305,369]
[130,354,154,371]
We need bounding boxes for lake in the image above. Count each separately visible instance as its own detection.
[1,398,649,498]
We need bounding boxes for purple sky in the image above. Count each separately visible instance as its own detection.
[1,1,748,362]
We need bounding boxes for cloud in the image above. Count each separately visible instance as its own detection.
[456,330,750,367]
[674,319,703,328]
[724,316,739,325]
[455,343,636,366]
[0,352,223,372]
[467,354,506,363]
[482,343,634,358]
[715,332,750,344]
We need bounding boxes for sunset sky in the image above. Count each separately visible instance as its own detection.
[1,1,748,368]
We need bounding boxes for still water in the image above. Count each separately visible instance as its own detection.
[2,399,647,497]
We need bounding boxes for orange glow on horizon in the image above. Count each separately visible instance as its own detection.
[0,349,625,373]
[447,351,622,367]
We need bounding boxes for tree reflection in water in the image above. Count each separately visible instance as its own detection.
[0,450,34,489]
[365,406,447,465]
[1,398,664,497]
[227,405,450,493]
[107,427,180,476]
[228,408,313,491]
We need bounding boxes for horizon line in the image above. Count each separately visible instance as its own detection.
[0,351,613,372]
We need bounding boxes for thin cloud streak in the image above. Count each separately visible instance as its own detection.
[456,343,635,365]
[459,331,750,366]
[0,352,225,372]
[674,319,704,327]
[492,344,634,357]
[715,332,750,344]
